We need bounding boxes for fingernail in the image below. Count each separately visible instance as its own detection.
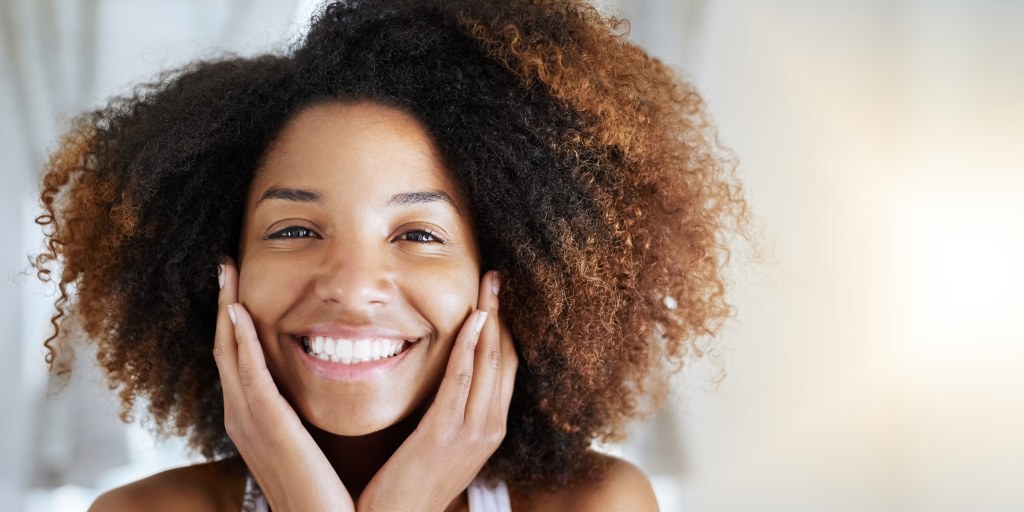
[473,310,488,333]
[227,304,237,325]
[217,265,225,289]
[491,272,501,295]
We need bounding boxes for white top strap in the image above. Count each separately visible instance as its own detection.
[242,474,511,511]
[241,473,269,512]
[467,477,513,512]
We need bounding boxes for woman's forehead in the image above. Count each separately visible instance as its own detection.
[249,101,463,208]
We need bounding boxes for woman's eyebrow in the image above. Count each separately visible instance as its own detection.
[256,187,458,211]
[387,190,458,210]
[257,187,323,203]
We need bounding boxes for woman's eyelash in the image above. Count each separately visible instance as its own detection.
[400,229,446,244]
[267,226,320,239]
[265,226,443,243]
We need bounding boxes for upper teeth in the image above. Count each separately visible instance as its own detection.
[304,336,406,365]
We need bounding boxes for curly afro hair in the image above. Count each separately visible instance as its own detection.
[36,0,747,491]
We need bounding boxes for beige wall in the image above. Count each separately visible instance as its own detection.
[619,1,1024,510]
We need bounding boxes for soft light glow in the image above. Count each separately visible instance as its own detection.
[893,190,1024,350]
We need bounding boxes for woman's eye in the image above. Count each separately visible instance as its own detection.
[400,229,445,244]
[267,226,320,239]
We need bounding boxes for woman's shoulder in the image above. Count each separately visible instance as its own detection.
[512,452,660,512]
[88,459,247,512]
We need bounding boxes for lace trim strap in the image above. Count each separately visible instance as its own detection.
[241,473,269,512]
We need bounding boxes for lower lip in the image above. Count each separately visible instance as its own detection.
[293,338,415,382]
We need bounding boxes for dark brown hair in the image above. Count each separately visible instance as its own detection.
[36,0,747,490]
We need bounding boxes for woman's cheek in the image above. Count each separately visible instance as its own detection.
[236,261,259,309]
[413,265,479,340]
[237,257,285,334]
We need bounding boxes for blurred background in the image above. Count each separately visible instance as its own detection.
[2,0,1022,510]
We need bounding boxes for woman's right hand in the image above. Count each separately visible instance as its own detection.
[213,259,355,512]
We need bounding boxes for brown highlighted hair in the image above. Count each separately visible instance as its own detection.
[36,0,747,490]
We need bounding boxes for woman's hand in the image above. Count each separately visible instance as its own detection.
[357,271,519,512]
[213,259,355,512]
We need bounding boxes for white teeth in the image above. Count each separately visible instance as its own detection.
[303,336,407,365]
[354,339,370,360]
[337,338,353,360]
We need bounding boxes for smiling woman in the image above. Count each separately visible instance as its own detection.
[240,103,483,438]
[33,0,747,511]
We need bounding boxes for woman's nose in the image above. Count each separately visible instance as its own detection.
[313,242,395,309]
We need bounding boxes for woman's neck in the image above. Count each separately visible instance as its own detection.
[304,409,423,500]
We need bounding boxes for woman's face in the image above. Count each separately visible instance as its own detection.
[238,102,481,435]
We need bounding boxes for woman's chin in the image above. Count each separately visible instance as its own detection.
[302,402,417,437]
[312,418,393,437]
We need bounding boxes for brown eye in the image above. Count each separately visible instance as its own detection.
[399,229,445,244]
[267,226,320,239]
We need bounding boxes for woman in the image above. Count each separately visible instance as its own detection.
[36,0,746,510]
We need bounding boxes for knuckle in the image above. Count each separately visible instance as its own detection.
[456,370,472,389]
[238,367,255,388]
[489,349,501,370]
[486,429,505,447]
[223,419,242,440]
[462,427,483,446]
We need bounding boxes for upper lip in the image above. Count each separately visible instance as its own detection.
[294,324,418,341]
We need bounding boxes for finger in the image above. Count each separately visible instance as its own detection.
[432,306,488,423]
[466,271,503,424]
[229,302,286,419]
[213,259,244,408]
[496,319,518,421]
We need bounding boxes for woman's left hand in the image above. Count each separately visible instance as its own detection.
[357,271,518,512]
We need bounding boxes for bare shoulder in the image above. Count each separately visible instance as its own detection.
[88,459,246,512]
[516,452,659,512]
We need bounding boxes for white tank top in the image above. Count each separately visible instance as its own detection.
[242,474,511,512]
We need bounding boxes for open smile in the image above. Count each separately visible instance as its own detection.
[298,335,414,365]
[291,334,421,382]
